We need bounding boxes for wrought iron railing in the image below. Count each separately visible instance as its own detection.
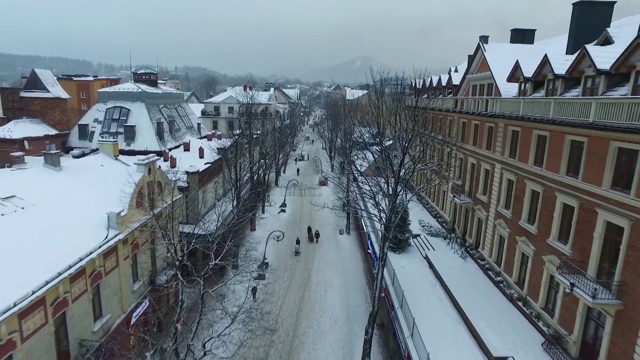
[542,336,574,360]
[450,183,473,204]
[557,257,622,302]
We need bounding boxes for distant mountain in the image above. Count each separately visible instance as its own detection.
[297,56,392,84]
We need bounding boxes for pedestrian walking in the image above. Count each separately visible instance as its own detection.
[295,158,298,165]
[251,285,257,301]
[297,168,300,176]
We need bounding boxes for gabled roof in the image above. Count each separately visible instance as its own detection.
[506,60,526,83]
[20,69,71,99]
[611,35,640,72]
[565,47,599,77]
[204,86,273,104]
[281,88,300,101]
[345,88,368,100]
[0,118,62,139]
[583,14,640,71]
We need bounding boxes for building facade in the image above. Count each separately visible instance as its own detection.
[416,2,640,360]
[57,75,121,120]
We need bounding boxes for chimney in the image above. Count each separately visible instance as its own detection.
[43,143,62,171]
[169,155,177,169]
[199,146,205,159]
[97,137,119,158]
[566,0,616,55]
[183,141,191,152]
[123,124,136,142]
[206,133,214,141]
[10,152,26,168]
[134,154,160,173]
[467,54,473,67]
[156,120,165,141]
[162,150,170,162]
[243,84,247,92]
[196,122,202,136]
[479,35,489,44]
[216,132,223,140]
[510,28,537,44]
[249,85,253,91]
[106,209,122,231]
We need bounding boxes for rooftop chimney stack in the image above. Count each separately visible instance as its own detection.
[479,35,489,45]
[42,143,62,171]
[10,152,26,168]
[565,0,616,55]
[97,137,119,159]
[510,28,537,44]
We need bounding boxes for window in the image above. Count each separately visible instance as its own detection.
[213,105,220,114]
[478,84,485,97]
[609,146,639,195]
[580,307,607,360]
[472,122,480,146]
[101,106,130,133]
[563,138,586,179]
[455,156,464,181]
[479,166,491,198]
[447,118,454,138]
[543,276,560,317]
[459,121,467,143]
[54,313,70,359]
[549,194,578,252]
[227,120,235,132]
[471,84,478,96]
[518,81,529,97]
[80,91,87,98]
[175,106,194,128]
[521,181,542,230]
[545,79,559,97]
[81,103,88,110]
[499,173,516,213]
[91,284,103,322]
[495,233,506,268]
[596,221,625,284]
[531,132,548,168]
[507,128,520,160]
[484,125,494,151]
[228,106,235,115]
[486,83,494,97]
[78,124,89,141]
[211,120,218,131]
[632,71,640,96]
[473,217,484,249]
[131,252,140,284]
[515,252,530,290]
[582,75,601,96]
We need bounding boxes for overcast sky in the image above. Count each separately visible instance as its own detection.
[1,0,638,76]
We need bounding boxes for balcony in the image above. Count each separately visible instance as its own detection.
[556,257,623,307]
[201,110,220,117]
[542,336,575,360]
[419,96,640,126]
[450,183,473,205]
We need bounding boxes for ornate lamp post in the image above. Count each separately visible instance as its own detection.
[255,230,285,280]
[279,179,299,213]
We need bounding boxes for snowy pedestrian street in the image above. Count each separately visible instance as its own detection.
[235,133,387,360]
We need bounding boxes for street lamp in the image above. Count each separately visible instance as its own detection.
[279,179,299,213]
[313,156,323,174]
[255,230,285,280]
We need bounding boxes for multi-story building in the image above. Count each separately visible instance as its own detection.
[57,75,121,120]
[416,2,640,360]
[0,143,181,360]
[67,68,202,154]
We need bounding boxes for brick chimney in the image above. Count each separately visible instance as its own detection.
[479,35,489,45]
[98,137,119,158]
[197,122,202,136]
[134,154,160,173]
[42,143,62,171]
[10,152,26,168]
[216,132,222,140]
[107,209,122,231]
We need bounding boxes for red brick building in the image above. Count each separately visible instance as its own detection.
[416,2,640,360]
[0,118,69,166]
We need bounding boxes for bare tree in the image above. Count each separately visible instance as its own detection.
[196,74,219,99]
[326,69,458,360]
[317,95,342,172]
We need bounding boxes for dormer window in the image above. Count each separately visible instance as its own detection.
[582,75,601,96]
[161,106,180,131]
[101,106,130,133]
[632,72,640,96]
[175,106,193,128]
[545,79,560,97]
[518,81,529,97]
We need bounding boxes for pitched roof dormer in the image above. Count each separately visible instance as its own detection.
[610,35,640,73]
[565,47,599,77]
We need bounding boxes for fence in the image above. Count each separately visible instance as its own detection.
[386,260,431,360]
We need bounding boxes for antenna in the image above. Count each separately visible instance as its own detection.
[129,50,133,83]
[156,59,159,74]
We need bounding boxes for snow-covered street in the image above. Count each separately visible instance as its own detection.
[235,132,387,360]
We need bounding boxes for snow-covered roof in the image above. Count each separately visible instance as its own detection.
[67,99,201,152]
[584,14,640,70]
[0,118,61,139]
[449,72,464,86]
[205,86,274,104]
[159,137,227,174]
[20,68,71,99]
[281,88,300,101]
[0,153,145,319]
[188,103,204,116]
[132,67,157,74]
[99,82,182,94]
[346,88,368,100]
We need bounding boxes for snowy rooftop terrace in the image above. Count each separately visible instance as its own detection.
[0,153,144,320]
[0,118,62,139]
[152,136,228,181]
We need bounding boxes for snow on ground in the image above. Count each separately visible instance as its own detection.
[234,130,387,360]
[408,201,551,360]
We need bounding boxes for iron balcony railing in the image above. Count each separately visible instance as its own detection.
[556,257,623,303]
[450,183,473,205]
[542,336,575,360]
[418,96,640,126]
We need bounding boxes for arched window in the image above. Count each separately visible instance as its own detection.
[101,106,130,133]
[156,181,164,197]
[135,189,144,209]
[146,181,156,209]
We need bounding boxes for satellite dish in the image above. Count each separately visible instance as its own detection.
[23,140,29,149]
